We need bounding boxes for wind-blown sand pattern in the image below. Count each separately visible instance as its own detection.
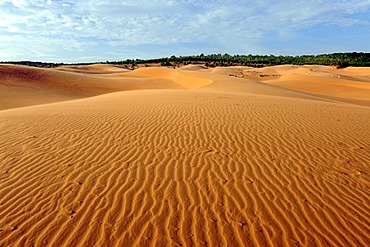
[1,64,370,246]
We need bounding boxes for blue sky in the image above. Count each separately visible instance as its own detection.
[0,0,370,63]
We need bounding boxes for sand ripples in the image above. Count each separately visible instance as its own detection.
[1,90,369,246]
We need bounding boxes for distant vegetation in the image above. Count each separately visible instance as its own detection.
[0,61,63,68]
[117,52,370,68]
[2,52,370,68]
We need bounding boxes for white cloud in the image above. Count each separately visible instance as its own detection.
[0,0,369,61]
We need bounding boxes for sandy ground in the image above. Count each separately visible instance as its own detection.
[0,64,369,246]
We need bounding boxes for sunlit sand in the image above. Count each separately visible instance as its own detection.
[1,64,369,246]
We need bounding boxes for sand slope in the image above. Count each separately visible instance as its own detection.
[260,65,370,106]
[123,67,213,89]
[1,65,370,246]
[0,64,184,110]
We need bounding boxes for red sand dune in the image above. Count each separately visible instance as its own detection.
[0,64,369,246]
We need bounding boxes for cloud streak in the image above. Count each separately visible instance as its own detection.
[0,0,369,62]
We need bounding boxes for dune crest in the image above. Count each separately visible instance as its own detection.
[56,64,131,74]
[236,65,370,106]
[128,67,213,89]
[0,65,182,110]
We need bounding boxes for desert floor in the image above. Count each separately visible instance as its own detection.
[1,64,369,246]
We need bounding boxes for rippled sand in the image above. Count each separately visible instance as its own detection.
[1,64,369,246]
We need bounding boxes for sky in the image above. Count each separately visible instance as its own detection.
[0,0,370,63]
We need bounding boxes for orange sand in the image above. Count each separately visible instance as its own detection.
[0,64,369,246]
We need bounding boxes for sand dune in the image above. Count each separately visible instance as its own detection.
[0,65,183,110]
[56,64,131,74]
[126,67,213,89]
[0,64,370,246]
[259,65,370,106]
[178,64,209,71]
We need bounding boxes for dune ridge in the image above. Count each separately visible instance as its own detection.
[126,67,213,89]
[56,64,131,74]
[259,65,370,106]
[0,64,370,246]
[0,64,215,110]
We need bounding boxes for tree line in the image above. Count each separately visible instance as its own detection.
[115,52,370,68]
[2,52,370,68]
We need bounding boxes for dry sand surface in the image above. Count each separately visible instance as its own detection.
[0,64,370,246]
